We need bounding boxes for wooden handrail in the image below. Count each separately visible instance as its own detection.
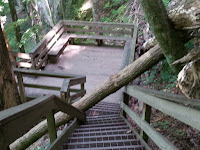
[0,95,86,150]
[13,68,84,78]
[62,20,135,29]
[128,85,200,107]
[121,85,200,150]
[14,68,86,103]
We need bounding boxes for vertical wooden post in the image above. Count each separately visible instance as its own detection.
[60,92,66,101]
[46,111,57,143]
[140,103,152,142]
[16,72,26,103]
[30,54,36,69]
[81,83,85,97]
[122,93,130,118]
[66,91,71,104]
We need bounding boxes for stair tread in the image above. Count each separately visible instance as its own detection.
[61,102,145,150]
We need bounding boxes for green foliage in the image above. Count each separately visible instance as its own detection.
[19,24,40,49]
[153,120,170,129]
[66,0,86,20]
[5,17,37,52]
[142,66,158,85]
[162,0,170,7]
[6,18,29,32]
[170,129,185,138]
[142,60,177,91]
[0,0,9,16]
[102,0,128,23]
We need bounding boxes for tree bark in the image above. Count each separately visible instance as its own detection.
[10,44,164,150]
[0,17,21,110]
[8,0,25,53]
[139,0,188,74]
[168,0,200,29]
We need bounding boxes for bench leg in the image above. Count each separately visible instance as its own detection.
[97,39,103,46]
[70,38,74,45]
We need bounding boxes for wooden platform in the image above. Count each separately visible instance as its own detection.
[25,45,123,104]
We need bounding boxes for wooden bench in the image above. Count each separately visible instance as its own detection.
[29,21,66,67]
[48,34,71,63]
[28,20,136,64]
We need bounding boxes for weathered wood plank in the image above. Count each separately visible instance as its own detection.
[122,93,129,118]
[16,72,26,103]
[140,103,152,142]
[60,79,70,93]
[49,119,80,150]
[0,95,85,148]
[130,85,200,107]
[63,20,135,29]
[12,62,32,68]
[0,95,55,146]
[9,52,31,59]
[70,90,86,101]
[69,77,86,86]
[60,79,70,102]
[23,83,61,91]
[125,85,200,131]
[48,34,70,55]
[54,97,86,122]
[47,27,65,50]
[29,21,63,57]
[121,102,178,150]
[120,115,152,150]
[68,33,130,41]
[13,68,83,78]
[47,111,57,143]
[36,54,48,70]
[66,28,132,35]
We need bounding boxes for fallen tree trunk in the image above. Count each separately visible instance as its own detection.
[10,45,164,149]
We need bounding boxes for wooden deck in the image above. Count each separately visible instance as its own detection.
[24,45,123,103]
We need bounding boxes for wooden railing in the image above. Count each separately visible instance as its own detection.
[0,95,86,150]
[121,85,200,150]
[63,20,135,37]
[14,68,86,104]
[10,20,136,68]
[9,51,32,68]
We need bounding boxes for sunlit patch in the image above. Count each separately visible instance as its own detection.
[80,0,92,11]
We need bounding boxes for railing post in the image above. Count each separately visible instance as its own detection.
[140,103,152,142]
[30,54,36,69]
[81,83,85,97]
[16,72,26,103]
[122,92,130,118]
[60,79,70,103]
[46,111,57,143]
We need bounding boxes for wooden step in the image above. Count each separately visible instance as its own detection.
[62,102,145,150]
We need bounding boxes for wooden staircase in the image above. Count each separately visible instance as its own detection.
[62,102,145,150]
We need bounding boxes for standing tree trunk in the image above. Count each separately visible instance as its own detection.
[92,0,103,46]
[30,0,45,42]
[139,0,188,74]
[0,17,21,110]
[61,0,66,19]
[8,0,25,53]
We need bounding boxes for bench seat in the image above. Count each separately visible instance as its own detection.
[48,33,71,63]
